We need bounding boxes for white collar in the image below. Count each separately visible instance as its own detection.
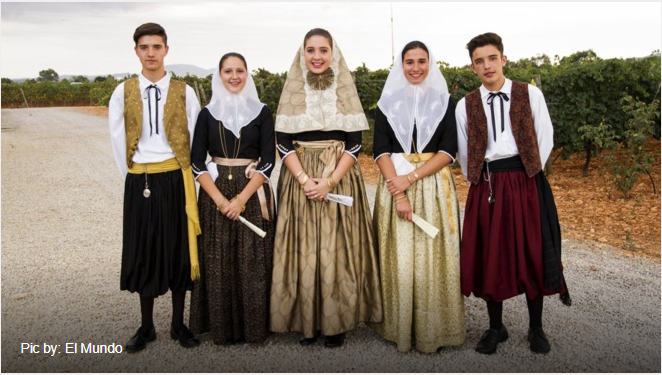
[138,71,171,90]
[480,78,512,98]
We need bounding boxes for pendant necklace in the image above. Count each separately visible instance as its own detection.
[143,165,151,198]
[484,161,495,204]
[219,121,241,180]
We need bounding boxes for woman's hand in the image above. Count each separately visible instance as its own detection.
[386,175,411,196]
[304,178,330,202]
[395,195,412,221]
[224,197,244,221]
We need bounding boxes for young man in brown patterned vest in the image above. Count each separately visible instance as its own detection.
[109,22,202,353]
[455,32,570,355]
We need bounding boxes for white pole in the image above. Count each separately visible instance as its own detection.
[391,2,394,66]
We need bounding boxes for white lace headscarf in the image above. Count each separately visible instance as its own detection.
[377,41,450,153]
[206,55,265,138]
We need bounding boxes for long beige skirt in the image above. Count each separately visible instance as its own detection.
[270,142,383,338]
[370,164,465,353]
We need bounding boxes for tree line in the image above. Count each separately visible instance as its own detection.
[2,50,660,196]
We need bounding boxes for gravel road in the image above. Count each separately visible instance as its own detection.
[1,107,659,372]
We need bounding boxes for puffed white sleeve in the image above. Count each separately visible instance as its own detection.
[455,97,470,181]
[185,85,202,148]
[108,83,127,177]
[529,85,554,166]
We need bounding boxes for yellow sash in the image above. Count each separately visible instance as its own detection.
[128,158,201,281]
[402,152,435,163]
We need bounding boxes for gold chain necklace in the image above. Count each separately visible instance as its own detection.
[219,121,241,180]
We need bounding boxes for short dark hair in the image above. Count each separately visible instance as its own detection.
[304,28,333,49]
[466,32,503,59]
[219,52,247,70]
[133,23,167,46]
[401,40,429,62]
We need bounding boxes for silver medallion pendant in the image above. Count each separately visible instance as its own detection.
[228,174,233,181]
[488,194,495,204]
[143,188,151,198]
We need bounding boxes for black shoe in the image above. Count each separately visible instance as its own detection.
[475,325,509,355]
[324,333,345,348]
[528,327,551,354]
[299,336,318,346]
[125,325,156,353]
[170,324,200,348]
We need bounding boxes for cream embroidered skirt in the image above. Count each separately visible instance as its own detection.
[370,164,465,352]
[270,141,383,338]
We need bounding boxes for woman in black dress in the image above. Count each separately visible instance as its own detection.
[189,53,276,344]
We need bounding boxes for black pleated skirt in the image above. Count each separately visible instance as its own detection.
[120,170,193,298]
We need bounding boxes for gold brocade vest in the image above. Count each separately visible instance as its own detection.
[123,77,191,169]
[465,81,542,185]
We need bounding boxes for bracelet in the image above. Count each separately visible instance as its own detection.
[406,174,413,184]
[395,194,408,204]
[235,195,246,212]
[327,175,337,189]
[413,171,419,181]
[216,197,227,212]
[299,174,309,187]
[295,170,304,178]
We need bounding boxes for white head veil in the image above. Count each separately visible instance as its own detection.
[377,42,450,153]
[205,59,265,138]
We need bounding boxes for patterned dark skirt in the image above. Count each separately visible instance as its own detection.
[189,163,275,344]
[120,170,192,298]
[460,157,565,302]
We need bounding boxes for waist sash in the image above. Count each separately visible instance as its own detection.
[294,140,346,179]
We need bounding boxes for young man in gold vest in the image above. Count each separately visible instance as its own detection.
[109,22,202,353]
[456,32,570,356]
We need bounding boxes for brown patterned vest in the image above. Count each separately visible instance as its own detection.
[465,81,542,184]
[123,77,191,169]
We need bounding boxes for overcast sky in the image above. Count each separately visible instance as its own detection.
[1,2,660,79]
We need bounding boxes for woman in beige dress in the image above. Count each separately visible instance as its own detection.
[370,41,465,353]
[269,28,383,349]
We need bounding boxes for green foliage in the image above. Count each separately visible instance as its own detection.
[2,78,13,84]
[577,120,616,176]
[443,64,480,103]
[353,63,389,119]
[37,68,59,82]
[71,75,89,83]
[543,51,661,173]
[252,68,286,119]
[604,95,660,198]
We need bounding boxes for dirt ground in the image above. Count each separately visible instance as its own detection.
[76,106,661,259]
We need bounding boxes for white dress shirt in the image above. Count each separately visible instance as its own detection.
[456,78,554,181]
[109,72,201,177]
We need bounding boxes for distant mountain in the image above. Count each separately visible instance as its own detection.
[8,64,214,83]
[165,64,215,78]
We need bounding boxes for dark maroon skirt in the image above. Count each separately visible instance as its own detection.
[120,169,193,298]
[460,167,563,302]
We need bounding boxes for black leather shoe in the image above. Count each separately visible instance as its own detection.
[528,327,551,354]
[324,333,345,348]
[299,336,318,346]
[126,325,156,353]
[170,324,200,348]
[475,325,509,355]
